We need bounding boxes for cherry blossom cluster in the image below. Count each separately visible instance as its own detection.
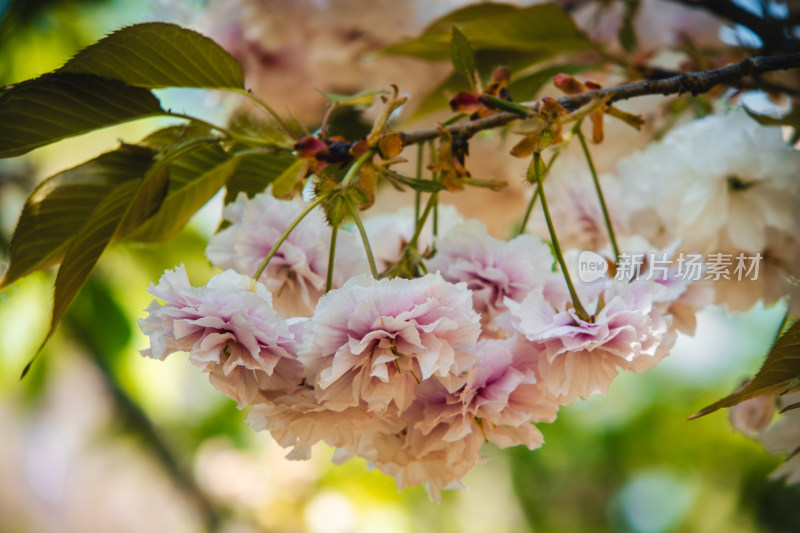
[139,190,708,499]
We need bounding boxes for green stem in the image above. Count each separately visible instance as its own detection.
[513,150,561,237]
[409,192,437,253]
[253,195,326,280]
[576,126,620,259]
[346,197,379,278]
[530,152,590,322]
[415,143,424,222]
[326,224,338,292]
[342,150,375,188]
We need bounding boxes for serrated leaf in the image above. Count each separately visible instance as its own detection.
[139,123,214,150]
[271,158,309,197]
[23,164,170,376]
[451,27,476,92]
[690,321,800,419]
[225,151,299,202]
[124,143,237,242]
[0,72,163,158]
[384,3,589,61]
[0,144,157,290]
[60,22,244,89]
[227,109,292,145]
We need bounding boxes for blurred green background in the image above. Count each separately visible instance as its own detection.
[1,1,798,532]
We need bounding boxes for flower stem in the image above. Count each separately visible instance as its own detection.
[345,197,379,279]
[409,192,437,253]
[414,143,424,222]
[342,150,374,188]
[576,125,620,259]
[253,195,326,281]
[513,150,562,237]
[529,152,590,321]
[326,224,338,292]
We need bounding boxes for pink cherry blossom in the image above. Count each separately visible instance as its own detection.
[428,220,555,334]
[206,191,367,317]
[139,265,301,407]
[506,280,671,404]
[300,273,481,414]
[462,336,559,448]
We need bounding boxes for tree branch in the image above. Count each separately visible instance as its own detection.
[401,52,800,146]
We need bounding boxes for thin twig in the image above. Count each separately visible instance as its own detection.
[401,53,800,146]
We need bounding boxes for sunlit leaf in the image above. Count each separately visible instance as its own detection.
[271,158,309,198]
[384,3,589,61]
[0,144,157,290]
[60,22,244,89]
[0,73,163,158]
[124,143,237,242]
[451,26,476,92]
[690,321,800,419]
[224,151,300,202]
[22,165,170,377]
[227,109,292,145]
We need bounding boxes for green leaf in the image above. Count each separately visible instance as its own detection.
[384,3,589,61]
[139,122,214,149]
[319,89,389,106]
[618,0,640,53]
[271,158,309,197]
[227,109,292,145]
[408,50,554,119]
[0,72,163,158]
[124,143,237,242]
[22,164,171,377]
[479,94,533,117]
[384,3,521,60]
[0,144,157,290]
[225,151,299,202]
[690,321,800,419]
[59,22,244,89]
[451,27,476,92]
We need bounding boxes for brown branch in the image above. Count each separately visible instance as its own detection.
[401,52,800,146]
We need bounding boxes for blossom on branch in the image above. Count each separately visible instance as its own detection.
[206,191,367,317]
[428,220,556,334]
[138,265,301,407]
[300,273,482,414]
[506,280,672,404]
